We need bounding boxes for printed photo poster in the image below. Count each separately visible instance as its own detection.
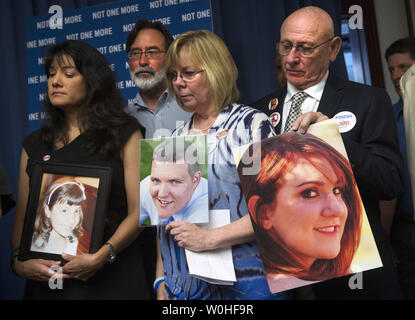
[139,135,209,226]
[31,174,99,256]
[234,119,382,294]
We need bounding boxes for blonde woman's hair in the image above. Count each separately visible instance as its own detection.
[165,30,240,112]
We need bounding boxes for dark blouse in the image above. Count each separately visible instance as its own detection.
[22,116,153,299]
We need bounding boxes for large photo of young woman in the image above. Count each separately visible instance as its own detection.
[236,120,382,293]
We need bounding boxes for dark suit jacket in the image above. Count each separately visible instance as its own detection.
[252,72,404,299]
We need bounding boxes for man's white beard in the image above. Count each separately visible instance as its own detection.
[130,66,166,92]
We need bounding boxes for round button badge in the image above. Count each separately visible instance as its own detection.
[334,111,356,133]
[269,112,281,127]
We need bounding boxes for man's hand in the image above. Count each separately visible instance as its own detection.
[292,111,329,134]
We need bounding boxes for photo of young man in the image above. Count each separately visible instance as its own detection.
[140,136,208,226]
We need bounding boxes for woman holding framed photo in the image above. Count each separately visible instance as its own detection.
[11,40,150,299]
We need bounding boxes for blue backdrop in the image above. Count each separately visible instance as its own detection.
[0,0,345,299]
[26,0,213,131]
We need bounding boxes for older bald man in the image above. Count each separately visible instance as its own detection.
[253,6,403,299]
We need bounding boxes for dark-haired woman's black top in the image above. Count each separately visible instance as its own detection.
[22,117,155,300]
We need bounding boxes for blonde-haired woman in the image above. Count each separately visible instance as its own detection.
[155,30,289,300]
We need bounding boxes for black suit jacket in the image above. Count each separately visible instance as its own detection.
[252,73,404,299]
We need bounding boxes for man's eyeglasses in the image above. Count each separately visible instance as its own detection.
[166,70,205,82]
[127,49,166,60]
[277,37,334,57]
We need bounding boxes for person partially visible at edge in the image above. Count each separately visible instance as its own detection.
[251,6,403,299]
[0,160,16,217]
[385,36,415,299]
[154,29,291,300]
[11,40,150,299]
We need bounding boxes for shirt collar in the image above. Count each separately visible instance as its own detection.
[133,88,171,109]
[286,71,329,102]
[178,104,234,135]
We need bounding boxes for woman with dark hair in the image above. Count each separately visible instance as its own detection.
[11,40,149,299]
[238,133,362,292]
[39,40,133,155]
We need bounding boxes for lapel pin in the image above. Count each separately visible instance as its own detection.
[216,129,229,140]
[269,112,281,127]
[268,98,278,111]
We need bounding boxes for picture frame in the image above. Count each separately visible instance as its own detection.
[19,162,112,262]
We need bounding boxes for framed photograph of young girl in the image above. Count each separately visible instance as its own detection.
[18,162,112,262]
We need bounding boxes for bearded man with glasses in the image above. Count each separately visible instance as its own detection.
[125,19,192,139]
[252,6,403,300]
[124,19,192,300]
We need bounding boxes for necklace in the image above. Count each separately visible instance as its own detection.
[191,116,217,131]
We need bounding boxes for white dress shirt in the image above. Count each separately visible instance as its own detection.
[281,71,329,133]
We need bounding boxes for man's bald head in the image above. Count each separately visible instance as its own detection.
[278,6,341,90]
[282,6,334,43]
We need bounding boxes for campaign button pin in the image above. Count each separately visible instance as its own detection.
[269,112,281,127]
[216,129,229,140]
[268,98,278,111]
[334,111,356,133]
